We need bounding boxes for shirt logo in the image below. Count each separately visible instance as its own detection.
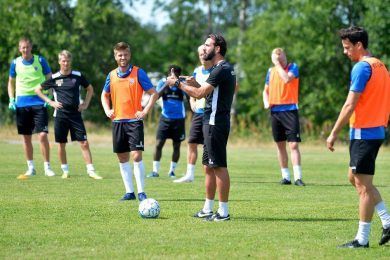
[34,66,38,71]
[208,159,214,165]
[56,79,63,86]
[136,141,144,148]
[72,79,77,84]
[129,78,135,85]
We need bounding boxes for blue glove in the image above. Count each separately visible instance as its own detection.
[8,98,16,111]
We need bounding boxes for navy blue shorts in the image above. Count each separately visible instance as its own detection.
[112,121,144,153]
[16,106,48,135]
[54,115,87,143]
[202,124,230,168]
[156,117,185,142]
[271,110,301,142]
[349,139,383,175]
[188,113,204,144]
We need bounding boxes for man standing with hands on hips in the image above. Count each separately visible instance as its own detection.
[101,42,158,201]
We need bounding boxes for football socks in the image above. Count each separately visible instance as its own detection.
[134,161,145,193]
[119,162,134,193]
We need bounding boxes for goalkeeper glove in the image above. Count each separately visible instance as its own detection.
[8,98,16,111]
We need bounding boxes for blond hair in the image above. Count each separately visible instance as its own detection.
[272,48,284,55]
[58,50,72,60]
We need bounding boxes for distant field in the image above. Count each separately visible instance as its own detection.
[1,133,390,259]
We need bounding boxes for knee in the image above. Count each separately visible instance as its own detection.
[79,141,89,150]
[173,142,181,151]
[38,132,48,142]
[289,142,299,151]
[155,140,165,150]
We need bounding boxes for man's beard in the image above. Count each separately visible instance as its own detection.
[204,48,216,61]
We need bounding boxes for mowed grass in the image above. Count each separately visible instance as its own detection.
[1,136,390,259]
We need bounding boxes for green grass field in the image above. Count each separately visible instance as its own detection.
[1,136,390,259]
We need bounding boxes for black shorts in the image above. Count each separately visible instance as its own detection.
[202,124,230,168]
[54,115,87,143]
[112,121,144,153]
[349,139,383,175]
[16,106,48,135]
[271,110,301,142]
[156,117,185,142]
[188,113,204,144]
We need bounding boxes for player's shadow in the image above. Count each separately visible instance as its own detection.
[234,216,353,222]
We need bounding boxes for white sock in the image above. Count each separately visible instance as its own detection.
[217,202,229,217]
[27,160,35,171]
[186,164,195,178]
[153,161,160,173]
[203,198,214,213]
[281,168,290,181]
[44,162,51,170]
[86,164,95,172]
[61,164,69,173]
[376,201,390,229]
[293,165,302,181]
[119,162,134,193]
[355,221,370,245]
[133,161,145,194]
[169,161,177,173]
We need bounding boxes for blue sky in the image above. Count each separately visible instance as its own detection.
[123,0,170,29]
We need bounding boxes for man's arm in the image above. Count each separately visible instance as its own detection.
[326,91,361,151]
[101,90,114,119]
[189,97,196,112]
[8,76,15,100]
[35,85,62,109]
[263,84,270,109]
[7,77,16,110]
[79,85,93,112]
[135,88,158,120]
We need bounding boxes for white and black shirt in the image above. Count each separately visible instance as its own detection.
[41,71,89,118]
[204,61,236,126]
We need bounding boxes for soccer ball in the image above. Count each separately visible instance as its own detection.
[138,198,160,218]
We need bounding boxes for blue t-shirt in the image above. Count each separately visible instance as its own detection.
[103,65,153,93]
[265,63,299,112]
[9,55,51,78]
[9,55,51,107]
[156,78,186,119]
[349,60,385,140]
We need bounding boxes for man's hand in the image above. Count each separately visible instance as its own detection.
[8,98,16,111]
[135,110,146,120]
[104,109,115,119]
[271,53,280,66]
[166,75,177,87]
[326,134,337,152]
[49,101,63,110]
[78,103,88,112]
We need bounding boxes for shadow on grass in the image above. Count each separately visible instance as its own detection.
[234,216,353,222]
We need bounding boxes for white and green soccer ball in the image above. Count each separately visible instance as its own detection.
[138,198,160,218]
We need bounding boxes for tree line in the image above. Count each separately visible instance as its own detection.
[0,0,388,140]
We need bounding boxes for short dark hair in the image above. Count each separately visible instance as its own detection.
[208,33,227,56]
[168,65,181,77]
[113,42,131,53]
[338,26,368,49]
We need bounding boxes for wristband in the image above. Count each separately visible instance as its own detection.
[174,79,181,88]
